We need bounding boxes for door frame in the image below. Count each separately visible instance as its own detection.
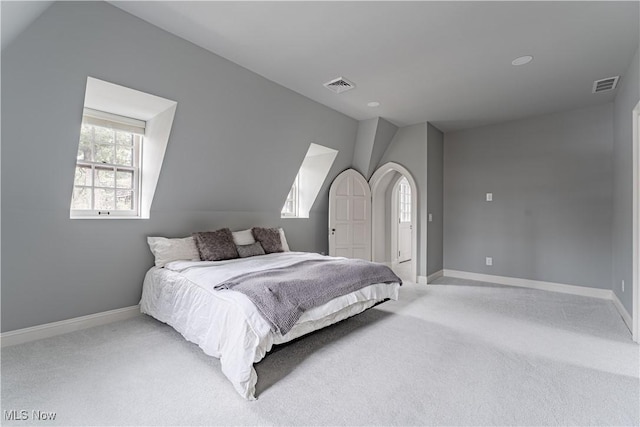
[633,101,639,342]
[391,176,412,265]
[370,162,418,282]
[390,177,401,265]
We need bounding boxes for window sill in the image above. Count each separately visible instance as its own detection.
[70,215,144,220]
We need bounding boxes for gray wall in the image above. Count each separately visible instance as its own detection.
[427,124,444,276]
[612,48,640,315]
[1,2,358,332]
[352,118,378,179]
[379,123,428,277]
[444,104,614,289]
[368,118,398,180]
[352,117,398,180]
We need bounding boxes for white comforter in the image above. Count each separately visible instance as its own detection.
[140,251,400,399]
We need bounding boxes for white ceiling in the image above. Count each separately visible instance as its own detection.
[3,1,639,132]
[85,77,177,121]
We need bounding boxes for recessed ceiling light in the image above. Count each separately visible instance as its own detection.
[512,55,533,66]
[367,101,380,107]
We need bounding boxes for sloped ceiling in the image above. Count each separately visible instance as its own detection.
[109,1,640,132]
[0,1,53,51]
[4,1,639,132]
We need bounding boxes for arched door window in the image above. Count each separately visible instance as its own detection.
[398,177,411,223]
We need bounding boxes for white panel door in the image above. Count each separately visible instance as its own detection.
[329,169,371,260]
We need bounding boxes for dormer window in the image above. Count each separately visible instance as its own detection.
[281,174,299,217]
[281,143,338,218]
[69,77,178,219]
[71,109,144,217]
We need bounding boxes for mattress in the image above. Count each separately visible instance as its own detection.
[140,251,400,399]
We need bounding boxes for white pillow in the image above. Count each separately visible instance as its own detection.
[279,228,290,251]
[232,229,255,246]
[232,227,290,251]
[147,236,200,267]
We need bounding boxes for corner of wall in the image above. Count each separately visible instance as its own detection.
[611,46,639,317]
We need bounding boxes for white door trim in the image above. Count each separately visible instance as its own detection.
[391,177,401,265]
[632,101,639,342]
[370,162,418,282]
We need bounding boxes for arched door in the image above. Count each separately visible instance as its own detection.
[396,176,412,263]
[328,169,371,260]
[370,162,418,282]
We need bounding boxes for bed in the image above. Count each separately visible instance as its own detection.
[140,229,401,400]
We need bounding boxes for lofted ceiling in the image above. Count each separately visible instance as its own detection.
[0,0,53,51]
[3,1,640,132]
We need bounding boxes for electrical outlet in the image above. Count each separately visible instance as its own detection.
[428,213,433,222]
[485,257,493,266]
[622,280,625,292]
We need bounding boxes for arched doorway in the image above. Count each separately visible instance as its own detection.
[370,162,418,282]
[393,176,413,264]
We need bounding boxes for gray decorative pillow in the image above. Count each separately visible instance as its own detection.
[251,227,283,254]
[192,228,239,261]
[236,242,266,258]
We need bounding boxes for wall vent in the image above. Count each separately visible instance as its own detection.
[592,76,619,93]
[323,77,356,94]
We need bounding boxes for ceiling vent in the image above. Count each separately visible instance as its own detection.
[323,77,356,94]
[592,76,619,93]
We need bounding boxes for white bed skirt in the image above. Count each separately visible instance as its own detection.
[140,252,400,399]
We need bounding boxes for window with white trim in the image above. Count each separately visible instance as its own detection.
[71,109,144,217]
[281,174,299,217]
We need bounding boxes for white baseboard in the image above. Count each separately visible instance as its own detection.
[442,269,612,299]
[426,270,444,284]
[417,270,444,285]
[611,292,633,332]
[0,305,141,348]
[443,269,633,332]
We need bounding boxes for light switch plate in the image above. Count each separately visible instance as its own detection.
[486,193,493,202]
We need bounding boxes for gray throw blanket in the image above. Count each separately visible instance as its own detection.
[214,258,402,335]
